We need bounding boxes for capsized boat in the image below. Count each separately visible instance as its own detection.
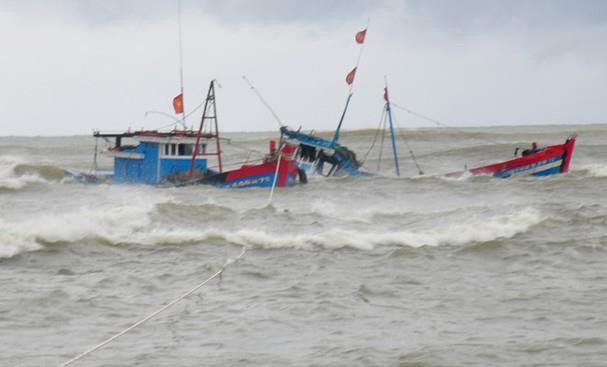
[446,136,577,178]
[273,26,371,178]
[85,81,305,188]
[280,126,367,177]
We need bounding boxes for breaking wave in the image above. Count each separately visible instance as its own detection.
[0,203,543,258]
[576,164,607,178]
[0,157,67,191]
[218,207,542,250]
[13,163,68,181]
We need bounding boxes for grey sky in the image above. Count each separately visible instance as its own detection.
[1,0,606,135]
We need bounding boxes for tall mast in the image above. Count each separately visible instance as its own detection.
[190,80,222,177]
[331,22,369,146]
[384,77,401,176]
[331,93,353,146]
[177,0,186,129]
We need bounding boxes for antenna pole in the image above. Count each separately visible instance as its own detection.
[242,76,284,128]
[177,0,186,129]
[384,76,400,176]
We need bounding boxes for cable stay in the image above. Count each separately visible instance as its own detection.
[390,102,502,146]
[391,108,425,176]
[361,106,386,165]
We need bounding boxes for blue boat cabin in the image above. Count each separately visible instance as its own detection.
[95,131,211,185]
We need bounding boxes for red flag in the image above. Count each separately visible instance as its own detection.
[383,87,389,102]
[172,93,183,114]
[355,28,367,44]
[346,67,357,85]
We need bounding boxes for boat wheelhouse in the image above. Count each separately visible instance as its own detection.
[93,130,216,185]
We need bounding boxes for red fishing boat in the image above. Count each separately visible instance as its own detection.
[195,140,303,188]
[447,136,576,178]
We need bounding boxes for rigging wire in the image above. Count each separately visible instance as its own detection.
[377,109,388,172]
[242,76,284,128]
[360,106,386,165]
[145,101,205,132]
[390,102,502,145]
[391,110,424,175]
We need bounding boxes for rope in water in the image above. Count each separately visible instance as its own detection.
[61,247,247,366]
[267,142,284,206]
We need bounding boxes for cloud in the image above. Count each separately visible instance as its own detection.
[0,1,606,135]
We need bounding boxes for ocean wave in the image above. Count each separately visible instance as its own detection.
[0,205,542,258]
[154,201,236,219]
[0,157,67,191]
[227,207,541,250]
[575,164,607,178]
[0,229,43,259]
[0,198,157,258]
[13,163,68,181]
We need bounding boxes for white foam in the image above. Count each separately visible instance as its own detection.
[0,225,43,258]
[125,207,543,250]
[0,193,543,257]
[578,163,607,178]
[0,156,49,190]
[220,207,541,250]
[0,193,159,258]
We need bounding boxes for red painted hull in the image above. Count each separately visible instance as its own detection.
[447,136,576,178]
[221,143,301,188]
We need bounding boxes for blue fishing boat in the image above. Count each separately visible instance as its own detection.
[83,81,304,188]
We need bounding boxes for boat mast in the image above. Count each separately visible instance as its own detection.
[331,23,369,146]
[384,77,400,176]
[177,0,187,129]
[190,80,223,176]
[331,93,353,146]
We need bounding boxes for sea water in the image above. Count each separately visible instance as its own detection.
[1,125,606,366]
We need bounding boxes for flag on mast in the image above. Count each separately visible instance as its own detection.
[383,87,389,102]
[173,93,184,114]
[355,28,367,44]
[346,67,357,85]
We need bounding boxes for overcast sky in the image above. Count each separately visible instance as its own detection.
[0,0,606,135]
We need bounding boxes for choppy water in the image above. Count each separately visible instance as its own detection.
[1,125,607,366]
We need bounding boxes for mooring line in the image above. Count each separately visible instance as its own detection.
[267,143,284,206]
[61,247,247,366]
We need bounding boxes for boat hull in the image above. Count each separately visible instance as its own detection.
[447,136,576,178]
[195,143,302,189]
[221,160,299,188]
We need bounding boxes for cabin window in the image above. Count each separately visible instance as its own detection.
[178,144,194,156]
[163,144,169,156]
[171,144,176,156]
